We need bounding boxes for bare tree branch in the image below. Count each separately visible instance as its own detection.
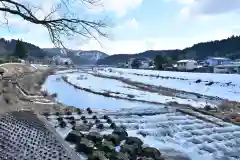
[0,0,108,48]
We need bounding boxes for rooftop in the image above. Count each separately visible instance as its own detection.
[215,63,240,68]
[207,57,231,60]
[177,60,197,63]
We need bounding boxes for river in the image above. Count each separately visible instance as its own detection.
[42,74,163,110]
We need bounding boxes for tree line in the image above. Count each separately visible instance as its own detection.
[154,35,240,70]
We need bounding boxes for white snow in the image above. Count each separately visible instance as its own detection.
[43,74,240,160]
[96,68,240,102]
[102,107,240,160]
[65,72,216,108]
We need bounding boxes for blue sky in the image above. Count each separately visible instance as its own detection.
[0,0,240,54]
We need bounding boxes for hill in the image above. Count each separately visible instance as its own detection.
[97,50,181,65]
[63,49,108,65]
[42,48,67,57]
[97,36,240,65]
[181,35,240,60]
[0,38,47,58]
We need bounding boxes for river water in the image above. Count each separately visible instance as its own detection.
[42,74,163,110]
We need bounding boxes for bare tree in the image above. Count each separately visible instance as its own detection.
[0,0,108,47]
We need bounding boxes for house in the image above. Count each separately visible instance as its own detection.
[214,63,240,74]
[205,57,232,66]
[128,57,154,69]
[176,60,198,71]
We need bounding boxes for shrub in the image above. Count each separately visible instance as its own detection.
[127,94,135,98]
[75,108,82,115]
[206,81,214,86]
[86,107,91,112]
[59,121,67,128]
[55,112,60,116]
[102,92,110,97]
[96,124,104,129]
[3,94,11,104]
[51,93,57,98]
[204,105,212,111]
[95,119,100,124]
[92,115,97,119]
[72,125,76,130]
[107,118,112,124]
[2,87,8,94]
[43,112,50,117]
[81,116,86,120]
[57,117,63,122]
[68,116,75,121]
[195,79,201,83]
[42,90,48,97]
[83,120,88,124]
[88,109,93,115]
[70,120,76,126]
[110,123,117,129]
[65,111,72,116]
[103,115,109,120]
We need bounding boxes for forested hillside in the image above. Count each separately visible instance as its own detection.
[97,36,240,65]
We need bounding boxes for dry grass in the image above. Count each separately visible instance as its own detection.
[217,100,240,112]
[2,93,18,104]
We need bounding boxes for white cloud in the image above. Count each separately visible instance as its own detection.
[77,36,209,54]
[117,18,139,29]
[87,0,143,17]
[214,26,240,39]
[166,0,194,4]
[178,0,240,20]
[3,23,240,55]
[76,24,240,54]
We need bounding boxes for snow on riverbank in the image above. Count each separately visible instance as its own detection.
[96,68,240,102]
[65,72,216,108]
[48,105,240,160]
[43,73,240,160]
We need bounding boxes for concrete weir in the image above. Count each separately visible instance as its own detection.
[0,110,77,160]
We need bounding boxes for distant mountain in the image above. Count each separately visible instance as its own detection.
[97,50,181,65]
[97,36,240,65]
[42,48,67,57]
[68,50,108,65]
[43,48,108,64]
[181,35,240,60]
[0,38,47,58]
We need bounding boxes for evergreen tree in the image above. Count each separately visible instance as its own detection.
[154,54,170,70]
[131,59,142,68]
[13,40,28,59]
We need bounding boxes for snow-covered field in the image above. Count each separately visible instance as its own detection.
[96,68,240,102]
[65,72,215,108]
[43,73,240,160]
[48,105,240,160]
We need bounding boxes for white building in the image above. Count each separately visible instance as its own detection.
[214,63,240,74]
[205,57,232,66]
[176,60,198,71]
